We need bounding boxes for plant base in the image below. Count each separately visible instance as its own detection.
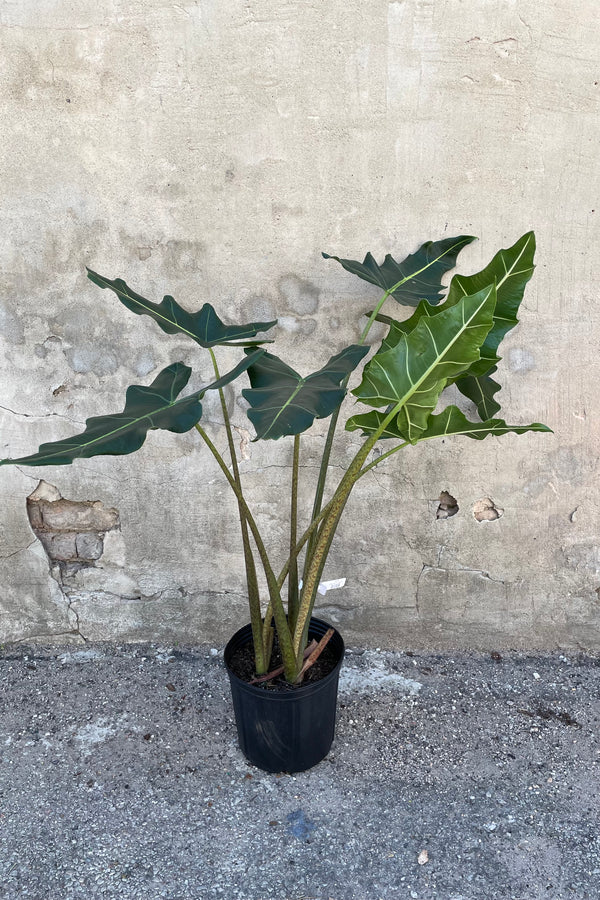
[224,618,345,774]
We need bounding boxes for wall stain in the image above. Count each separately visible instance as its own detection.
[278,273,320,316]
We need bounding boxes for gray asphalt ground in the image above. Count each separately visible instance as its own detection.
[0,642,599,900]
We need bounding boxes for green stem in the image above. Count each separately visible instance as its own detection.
[292,401,404,657]
[304,407,341,565]
[194,423,297,681]
[359,289,393,342]
[296,442,409,656]
[294,494,351,668]
[288,434,301,632]
[261,494,335,648]
[209,349,266,674]
[294,441,411,661]
[356,441,409,478]
[303,285,395,579]
[279,496,334,587]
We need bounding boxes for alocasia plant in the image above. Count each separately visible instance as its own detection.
[0,232,550,682]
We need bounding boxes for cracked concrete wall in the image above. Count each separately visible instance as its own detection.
[1,0,599,649]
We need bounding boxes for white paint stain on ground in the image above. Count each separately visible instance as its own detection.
[73,717,119,752]
[339,656,422,695]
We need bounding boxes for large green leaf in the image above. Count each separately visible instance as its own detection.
[0,352,263,467]
[374,231,535,363]
[322,234,475,306]
[351,285,496,443]
[448,232,535,416]
[447,231,535,375]
[242,345,369,440]
[87,269,277,347]
[417,405,552,441]
[347,404,551,442]
[368,232,536,420]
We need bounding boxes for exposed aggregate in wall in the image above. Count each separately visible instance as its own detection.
[27,480,120,576]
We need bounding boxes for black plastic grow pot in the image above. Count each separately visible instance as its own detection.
[224,617,345,774]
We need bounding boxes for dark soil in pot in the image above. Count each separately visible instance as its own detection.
[226,629,339,691]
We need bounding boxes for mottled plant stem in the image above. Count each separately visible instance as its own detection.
[194,423,296,681]
[287,435,301,632]
[293,400,404,658]
[302,285,394,582]
[209,349,266,673]
[261,495,335,649]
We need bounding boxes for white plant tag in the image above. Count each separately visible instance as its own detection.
[317,577,346,596]
[298,577,346,596]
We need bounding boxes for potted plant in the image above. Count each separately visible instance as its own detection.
[0,231,550,773]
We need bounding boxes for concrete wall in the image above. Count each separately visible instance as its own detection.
[1,0,598,649]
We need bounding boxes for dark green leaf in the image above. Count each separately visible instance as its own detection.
[448,232,536,410]
[447,231,535,374]
[346,408,403,439]
[416,405,552,441]
[322,234,475,306]
[87,269,277,347]
[351,285,496,442]
[455,369,502,420]
[242,345,369,440]
[1,352,263,467]
[346,404,552,442]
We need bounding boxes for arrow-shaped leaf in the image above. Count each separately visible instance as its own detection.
[367,232,536,421]
[242,345,369,440]
[351,285,496,443]
[447,231,535,375]
[416,405,552,441]
[347,404,551,442]
[448,232,535,411]
[0,352,263,467]
[322,234,475,306]
[87,269,277,348]
[374,231,536,362]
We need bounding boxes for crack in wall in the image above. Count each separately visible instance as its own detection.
[0,403,81,424]
[241,462,346,472]
[15,468,41,483]
[0,539,37,560]
[517,13,533,43]
[12,629,87,644]
[416,562,507,619]
[66,595,88,643]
